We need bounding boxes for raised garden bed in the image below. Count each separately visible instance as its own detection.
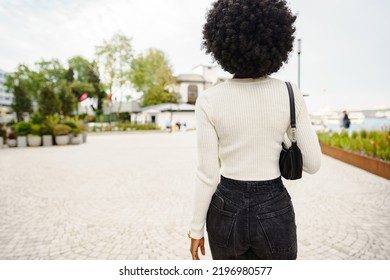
[320,143,390,180]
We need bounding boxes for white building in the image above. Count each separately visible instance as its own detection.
[133,103,196,130]
[174,65,223,105]
[132,65,226,130]
[0,69,14,123]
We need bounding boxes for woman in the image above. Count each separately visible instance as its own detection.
[189,0,322,260]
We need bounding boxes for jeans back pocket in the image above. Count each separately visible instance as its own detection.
[206,194,237,248]
[257,205,297,255]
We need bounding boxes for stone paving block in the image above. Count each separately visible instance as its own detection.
[0,132,390,260]
[137,254,149,260]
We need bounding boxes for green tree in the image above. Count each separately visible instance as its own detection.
[88,61,106,111]
[35,59,67,87]
[68,56,91,83]
[68,56,107,112]
[38,84,61,118]
[70,81,95,100]
[4,64,34,122]
[95,32,134,115]
[58,81,76,117]
[65,68,75,82]
[131,48,177,107]
[11,85,33,122]
[143,86,177,107]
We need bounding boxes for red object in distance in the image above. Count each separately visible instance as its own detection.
[107,93,112,102]
[79,93,88,102]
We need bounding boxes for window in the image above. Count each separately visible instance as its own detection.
[187,85,198,105]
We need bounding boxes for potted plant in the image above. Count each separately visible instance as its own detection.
[15,122,31,148]
[27,124,42,147]
[41,120,54,146]
[53,124,71,145]
[70,125,82,145]
[7,129,17,147]
[63,120,77,142]
[79,122,88,143]
[0,124,5,148]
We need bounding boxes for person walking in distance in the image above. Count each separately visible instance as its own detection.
[189,0,322,260]
[341,111,351,129]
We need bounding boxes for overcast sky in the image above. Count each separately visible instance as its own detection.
[0,0,389,113]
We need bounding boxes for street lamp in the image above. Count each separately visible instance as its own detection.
[297,38,302,89]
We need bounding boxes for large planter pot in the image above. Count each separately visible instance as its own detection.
[55,135,70,145]
[320,143,390,180]
[17,136,27,148]
[7,139,17,147]
[27,135,42,147]
[70,134,82,145]
[82,131,87,143]
[43,135,53,146]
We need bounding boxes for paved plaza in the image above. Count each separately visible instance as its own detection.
[0,132,389,260]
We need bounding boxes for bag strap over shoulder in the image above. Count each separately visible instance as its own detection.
[285,82,297,142]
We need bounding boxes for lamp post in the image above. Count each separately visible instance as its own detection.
[297,38,302,89]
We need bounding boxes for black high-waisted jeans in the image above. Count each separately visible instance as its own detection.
[206,175,297,260]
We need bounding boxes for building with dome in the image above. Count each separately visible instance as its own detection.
[133,65,226,130]
[174,65,223,105]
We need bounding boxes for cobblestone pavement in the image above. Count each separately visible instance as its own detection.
[0,132,389,260]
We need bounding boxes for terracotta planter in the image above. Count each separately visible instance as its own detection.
[27,135,42,147]
[55,135,70,145]
[320,143,390,180]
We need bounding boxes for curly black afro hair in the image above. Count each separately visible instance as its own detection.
[202,0,297,78]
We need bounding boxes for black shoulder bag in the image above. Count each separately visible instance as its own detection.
[279,82,303,180]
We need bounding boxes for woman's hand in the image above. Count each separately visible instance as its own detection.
[190,237,205,260]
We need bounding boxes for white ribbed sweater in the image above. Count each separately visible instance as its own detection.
[190,76,322,239]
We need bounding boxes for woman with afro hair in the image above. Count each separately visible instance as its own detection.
[189,0,322,260]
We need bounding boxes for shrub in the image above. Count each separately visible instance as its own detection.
[30,112,43,124]
[53,124,71,136]
[115,121,159,131]
[79,113,88,121]
[351,131,359,139]
[318,130,390,161]
[6,120,16,128]
[15,122,32,136]
[63,120,77,129]
[29,124,41,136]
[85,115,96,122]
[72,126,82,135]
[78,122,87,132]
[41,122,54,135]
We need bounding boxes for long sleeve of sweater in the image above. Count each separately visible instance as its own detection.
[190,94,220,239]
[190,77,321,239]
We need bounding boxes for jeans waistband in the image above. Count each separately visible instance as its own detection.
[219,175,283,192]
